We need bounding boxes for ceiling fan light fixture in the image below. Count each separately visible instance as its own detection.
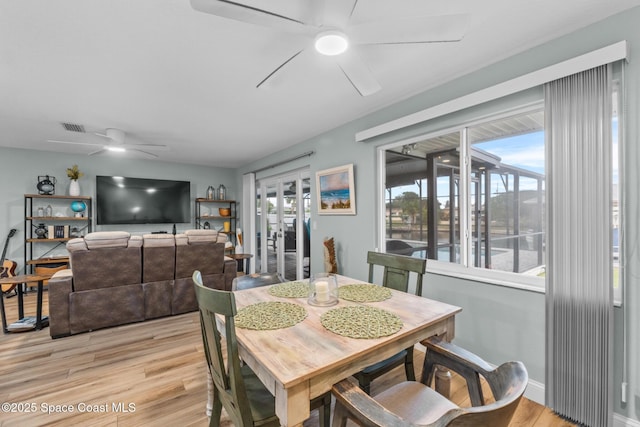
[106,146,126,153]
[314,30,349,56]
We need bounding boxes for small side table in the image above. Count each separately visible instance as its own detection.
[228,253,253,275]
[0,274,50,334]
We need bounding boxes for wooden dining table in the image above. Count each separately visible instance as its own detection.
[230,274,462,427]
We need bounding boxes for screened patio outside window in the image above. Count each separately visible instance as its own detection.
[384,108,546,277]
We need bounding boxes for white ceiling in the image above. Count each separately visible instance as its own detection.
[1,0,638,168]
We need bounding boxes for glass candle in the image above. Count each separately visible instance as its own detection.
[308,273,338,306]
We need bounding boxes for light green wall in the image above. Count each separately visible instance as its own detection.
[237,7,640,421]
[0,6,637,421]
[0,147,234,266]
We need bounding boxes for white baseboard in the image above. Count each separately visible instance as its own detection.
[524,381,640,427]
[614,413,640,427]
[524,378,545,405]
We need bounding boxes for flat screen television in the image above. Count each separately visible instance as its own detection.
[96,176,190,225]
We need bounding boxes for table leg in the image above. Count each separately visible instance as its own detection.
[434,366,452,398]
[36,280,43,330]
[245,258,251,274]
[0,292,8,334]
[17,281,24,320]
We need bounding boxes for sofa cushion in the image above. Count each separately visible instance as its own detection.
[67,237,88,252]
[142,234,175,247]
[84,231,132,249]
[177,229,228,244]
[71,246,142,291]
[142,234,176,282]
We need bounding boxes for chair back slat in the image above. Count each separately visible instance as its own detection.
[367,251,426,295]
[193,271,255,427]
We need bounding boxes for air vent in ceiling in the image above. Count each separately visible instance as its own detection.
[61,122,86,133]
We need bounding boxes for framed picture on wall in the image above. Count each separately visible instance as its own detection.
[316,163,356,215]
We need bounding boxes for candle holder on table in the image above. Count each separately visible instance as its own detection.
[308,273,338,306]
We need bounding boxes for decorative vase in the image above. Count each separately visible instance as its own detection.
[69,179,80,196]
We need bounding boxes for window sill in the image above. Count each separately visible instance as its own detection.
[426,260,622,306]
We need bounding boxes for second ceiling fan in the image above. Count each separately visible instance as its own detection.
[190,0,468,96]
[48,128,169,158]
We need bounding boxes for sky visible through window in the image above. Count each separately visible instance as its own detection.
[390,117,618,200]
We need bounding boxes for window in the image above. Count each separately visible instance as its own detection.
[382,93,621,296]
[382,107,546,288]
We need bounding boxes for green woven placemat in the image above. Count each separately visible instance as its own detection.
[338,284,392,302]
[268,281,311,298]
[320,306,403,339]
[236,302,307,330]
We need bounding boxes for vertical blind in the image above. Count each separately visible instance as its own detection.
[545,64,613,426]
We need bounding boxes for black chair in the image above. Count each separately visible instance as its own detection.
[231,272,284,291]
[352,251,427,394]
[303,220,311,277]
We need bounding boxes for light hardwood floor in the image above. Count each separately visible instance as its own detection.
[0,290,574,426]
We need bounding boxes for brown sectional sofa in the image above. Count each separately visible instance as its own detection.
[48,230,237,338]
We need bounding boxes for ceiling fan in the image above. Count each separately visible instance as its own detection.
[48,128,169,158]
[190,0,468,96]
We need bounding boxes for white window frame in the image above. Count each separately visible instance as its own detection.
[377,103,547,293]
[377,96,623,304]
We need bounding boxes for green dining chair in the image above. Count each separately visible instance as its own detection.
[352,251,427,394]
[193,270,330,427]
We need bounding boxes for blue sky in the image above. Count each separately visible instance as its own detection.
[390,117,619,201]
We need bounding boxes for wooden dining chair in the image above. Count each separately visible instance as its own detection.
[332,340,528,427]
[193,270,330,427]
[352,251,427,394]
[230,270,331,425]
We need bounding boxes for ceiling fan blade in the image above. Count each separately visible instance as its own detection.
[48,139,102,147]
[125,143,170,151]
[88,148,107,156]
[257,49,304,89]
[190,0,312,33]
[349,14,468,45]
[336,51,381,97]
[319,0,358,29]
[130,149,159,158]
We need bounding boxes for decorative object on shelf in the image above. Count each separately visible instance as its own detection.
[218,207,231,217]
[45,205,53,217]
[36,175,56,195]
[66,164,84,197]
[34,223,48,239]
[308,272,339,306]
[69,180,80,197]
[37,206,44,217]
[206,185,215,200]
[70,200,87,218]
[223,221,231,233]
[203,221,210,230]
[69,227,80,238]
[235,227,244,254]
[218,184,226,200]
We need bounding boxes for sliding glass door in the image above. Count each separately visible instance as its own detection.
[256,169,311,281]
